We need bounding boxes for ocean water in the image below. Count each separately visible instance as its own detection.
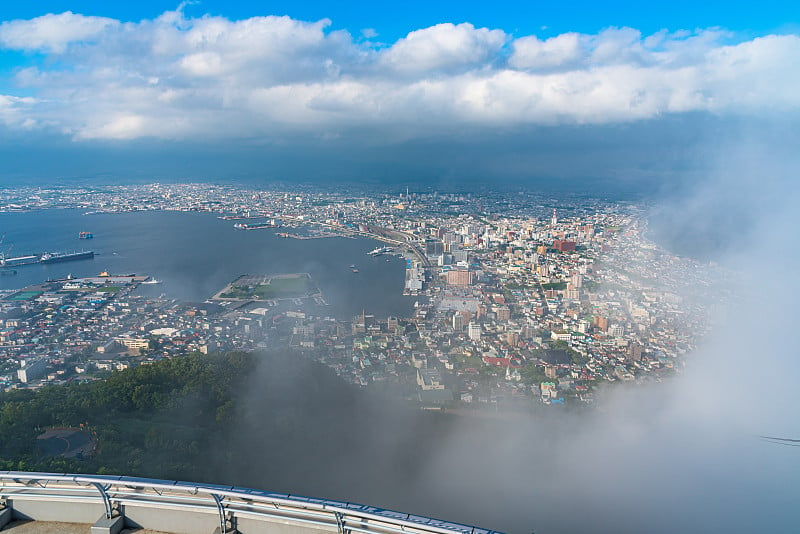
[0,209,415,319]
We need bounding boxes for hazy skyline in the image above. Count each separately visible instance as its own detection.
[0,3,798,187]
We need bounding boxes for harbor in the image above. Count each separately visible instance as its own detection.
[0,209,416,319]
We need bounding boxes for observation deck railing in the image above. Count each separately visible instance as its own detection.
[0,471,501,534]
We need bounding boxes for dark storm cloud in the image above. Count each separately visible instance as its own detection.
[0,113,770,194]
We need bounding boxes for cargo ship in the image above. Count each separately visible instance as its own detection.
[1,254,41,267]
[368,246,394,256]
[233,221,281,230]
[40,251,95,264]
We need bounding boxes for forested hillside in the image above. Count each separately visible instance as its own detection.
[0,352,255,476]
[0,349,449,491]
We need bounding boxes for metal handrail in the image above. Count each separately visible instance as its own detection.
[0,472,500,534]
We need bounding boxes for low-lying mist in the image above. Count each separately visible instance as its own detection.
[205,138,800,534]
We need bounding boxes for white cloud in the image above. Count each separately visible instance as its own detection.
[704,35,800,111]
[78,114,147,140]
[509,32,585,70]
[180,51,224,77]
[0,11,118,53]
[588,27,649,66]
[0,11,798,141]
[380,23,508,75]
[0,93,38,128]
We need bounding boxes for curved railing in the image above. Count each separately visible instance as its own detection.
[0,471,501,534]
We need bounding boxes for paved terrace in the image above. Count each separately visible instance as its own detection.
[3,521,168,533]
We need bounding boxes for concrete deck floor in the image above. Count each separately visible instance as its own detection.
[2,520,172,533]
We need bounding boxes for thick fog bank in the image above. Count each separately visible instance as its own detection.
[220,139,799,534]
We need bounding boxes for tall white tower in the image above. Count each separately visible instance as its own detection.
[468,322,481,341]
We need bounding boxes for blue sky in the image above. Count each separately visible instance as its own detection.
[3,1,798,40]
[0,1,798,186]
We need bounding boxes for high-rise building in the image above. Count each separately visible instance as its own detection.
[452,312,464,331]
[468,322,481,341]
[452,249,469,264]
[566,286,580,300]
[628,342,643,362]
[425,239,444,257]
[495,306,511,321]
[506,331,519,346]
[352,310,367,334]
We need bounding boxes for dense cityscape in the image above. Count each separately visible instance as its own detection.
[0,1,796,532]
[0,183,721,410]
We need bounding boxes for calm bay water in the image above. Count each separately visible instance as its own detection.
[0,209,416,319]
